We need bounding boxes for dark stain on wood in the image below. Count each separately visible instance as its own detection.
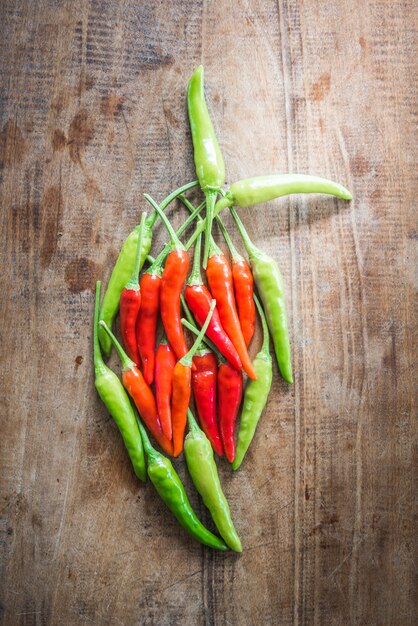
[0,119,26,168]
[40,186,63,268]
[67,109,95,164]
[351,153,371,176]
[65,257,100,292]
[100,94,125,118]
[52,129,67,151]
[309,73,331,101]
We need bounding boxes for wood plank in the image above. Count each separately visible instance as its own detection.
[0,0,416,624]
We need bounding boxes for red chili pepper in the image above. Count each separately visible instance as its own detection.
[100,321,173,456]
[155,338,176,441]
[192,346,223,456]
[119,213,147,365]
[171,301,216,457]
[136,202,204,385]
[206,240,257,380]
[218,362,243,463]
[217,216,255,347]
[145,194,190,362]
[184,233,242,370]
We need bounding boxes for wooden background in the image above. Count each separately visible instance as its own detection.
[0,0,416,624]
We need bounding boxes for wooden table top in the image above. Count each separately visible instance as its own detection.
[1,1,416,624]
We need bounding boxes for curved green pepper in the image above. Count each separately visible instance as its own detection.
[230,206,293,383]
[93,281,146,481]
[232,296,273,470]
[185,409,242,552]
[136,414,228,551]
[215,173,352,211]
[98,180,198,356]
[188,65,225,268]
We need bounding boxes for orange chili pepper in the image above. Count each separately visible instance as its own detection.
[155,338,176,440]
[100,321,173,456]
[171,300,216,457]
[144,194,190,362]
[216,216,255,347]
[206,240,257,380]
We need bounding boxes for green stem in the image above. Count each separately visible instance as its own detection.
[216,215,243,262]
[203,190,217,269]
[180,300,216,367]
[229,206,258,257]
[94,281,106,375]
[188,233,203,285]
[99,321,135,372]
[254,294,270,355]
[147,201,204,276]
[126,212,147,290]
[144,194,184,251]
[181,318,223,362]
[181,194,220,257]
[187,408,200,432]
[184,197,229,251]
[133,405,156,457]
[180,295,196,327]
[146,180,199,229]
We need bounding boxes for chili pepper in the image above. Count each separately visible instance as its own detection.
[191,346,223,457]
[135,413,227,551]
[218,361,243,463]
[99,321,173,456]
[188,65,225,268]
[183,233,242,371]
[216,215,255,347]
[184,409,242,552]
[214,174,352,212]
[230,206,293,383]
[93,282,146,482]
[119,212,146,365]
[182,172,352,254]
[155,338,176,441]
[232,295,273,470]
[206,238,257,380]
[136,201,204,384]
[144,195,190,362]
[171,300,216,457]
[98,180,198,356]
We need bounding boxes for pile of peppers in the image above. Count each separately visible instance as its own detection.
[93,66,352,551]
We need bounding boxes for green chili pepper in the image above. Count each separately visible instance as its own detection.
[188,65,225,269]
[215,174,352,212]
[230,206,293,383]
[185,409,242,552]
[232,295,273,470]
[93,281,146,481]
[135,413,228,551]
[98,180,199,356]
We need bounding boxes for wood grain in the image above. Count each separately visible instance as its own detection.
[0,1,416,624]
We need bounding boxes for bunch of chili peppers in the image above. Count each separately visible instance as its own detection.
[93,66,352,551]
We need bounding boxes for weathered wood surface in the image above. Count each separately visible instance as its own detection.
[0,1,416,624]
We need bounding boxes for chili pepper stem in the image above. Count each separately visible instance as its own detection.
[229,206,258,257]
[134,407,156,457]
[147,201,205,276]
[125,212,147,290]
[187,408,200,432]
[144,194,184,251]
[203,190,217,269]
[145,180,199,229]
[181,317,224,363]
[94,281,107,377]
[216,215,243,262]
[99,321,136,372]
[180,294,196,327]
[254,294,270,355]
[179,300,216,367]
[188,233,203,285]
